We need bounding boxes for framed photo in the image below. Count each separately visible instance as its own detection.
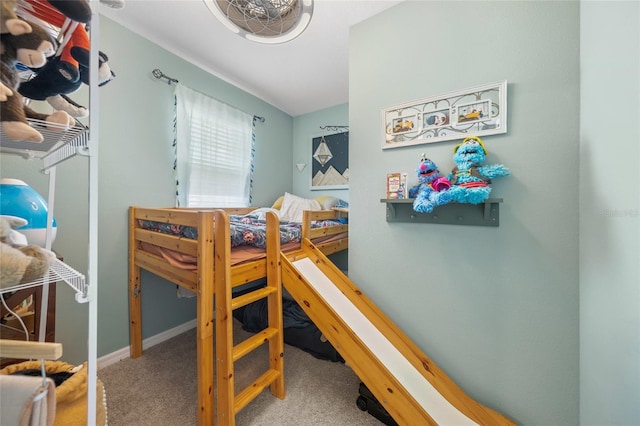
[423,108,451,129]
[311,130,349,190]
[390,114,418,135]
[382,80,507,149]
[453,99,492,125]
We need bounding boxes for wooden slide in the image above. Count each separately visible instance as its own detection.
[281,240,516,426]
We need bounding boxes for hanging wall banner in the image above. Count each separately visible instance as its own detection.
[381,80,507,149]
[311,131,349,190]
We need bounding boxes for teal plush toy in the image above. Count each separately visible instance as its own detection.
[409,155,452,213]
[447,136,510,204]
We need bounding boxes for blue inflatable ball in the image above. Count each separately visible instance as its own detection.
[0,178,57,247]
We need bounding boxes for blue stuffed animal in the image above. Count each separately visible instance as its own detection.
[447,136,510,204]
[409,155,452,213]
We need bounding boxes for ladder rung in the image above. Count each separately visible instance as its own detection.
[231,286,276,310]
[234,368,281,414]
[233,327,279,362]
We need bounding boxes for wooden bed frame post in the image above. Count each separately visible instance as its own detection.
[214,210,287,426]
[214,210,235,425]
[265,211,285,398]
[197,211,215,426]
[128,207,143,358]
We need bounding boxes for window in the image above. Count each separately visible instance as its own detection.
[174,84,255,207]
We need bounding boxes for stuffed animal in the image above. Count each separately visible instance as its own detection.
[45,0,92,23]
[0,216,55,289]
[447,136,510,204]
[1,0,32,36]
[0,0,30,104]
[15,0,112,100]
[16,0,90,87]
[45,49,114,118]
[408,155,452,213]
[16,0,115,118]
[0,17,75,142]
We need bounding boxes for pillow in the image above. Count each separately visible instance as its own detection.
[279,192,322,223]
[314,196,339,210]
[271,195,285,210]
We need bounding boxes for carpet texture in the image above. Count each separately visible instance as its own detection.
[98,320,383,425]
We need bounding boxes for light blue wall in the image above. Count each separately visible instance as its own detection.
[580,2,640,425]
[292,103,349,271]
[349,2,579,424]
[292,103,349,200]
[0,16,294,364]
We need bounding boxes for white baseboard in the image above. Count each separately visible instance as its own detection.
[97,319,197,370]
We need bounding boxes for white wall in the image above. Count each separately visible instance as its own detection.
[580,2,640,424]
[349,2,579,424]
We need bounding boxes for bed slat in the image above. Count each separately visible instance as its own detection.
[308,223,349,239]
[133,207,202,228]
[134,251,198,292]
[230,261,268,288]
[135,228,198,256]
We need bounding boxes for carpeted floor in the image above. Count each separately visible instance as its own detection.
[98,320,383,425]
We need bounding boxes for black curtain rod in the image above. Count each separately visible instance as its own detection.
[152,68,178,84]
[152,68,265,124]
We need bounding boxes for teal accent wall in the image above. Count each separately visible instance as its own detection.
[349,2,579,424]
[580,2,640,425]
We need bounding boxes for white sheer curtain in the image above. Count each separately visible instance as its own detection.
[174,84,255,207]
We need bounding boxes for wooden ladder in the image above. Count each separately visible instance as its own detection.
[213,210,285,426]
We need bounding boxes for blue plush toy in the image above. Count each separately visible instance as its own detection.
[447,136,510,204]
[409,155,452,213]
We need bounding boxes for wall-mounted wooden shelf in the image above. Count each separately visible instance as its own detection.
[380,198,503,227]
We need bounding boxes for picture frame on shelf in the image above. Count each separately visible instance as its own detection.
[381,80,507,150]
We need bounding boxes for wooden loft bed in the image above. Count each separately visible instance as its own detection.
[128,206,348,425]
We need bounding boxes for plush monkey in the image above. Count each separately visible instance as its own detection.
[1,18,74,142]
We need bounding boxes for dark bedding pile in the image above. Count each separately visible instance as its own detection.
[233,285,344,362]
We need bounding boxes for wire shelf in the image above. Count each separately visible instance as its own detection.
[0,258,87,301]
[0,120,89,170]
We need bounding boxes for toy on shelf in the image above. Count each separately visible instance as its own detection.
[16,0,115,118]
[408,155,451,213]
[0,215,55,290]
[0,16,76,142]
[0,178,57,247]
[1,0,31,37]
[447,136,510,204]
[1,0,30,103]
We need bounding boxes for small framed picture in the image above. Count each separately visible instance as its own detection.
[389,114,418,135]
[453,99,492,125]
[423,108,451,129]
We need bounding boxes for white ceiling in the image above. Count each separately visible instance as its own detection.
[99,0,402,117]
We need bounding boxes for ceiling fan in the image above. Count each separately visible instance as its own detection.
[203,0,314,44]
